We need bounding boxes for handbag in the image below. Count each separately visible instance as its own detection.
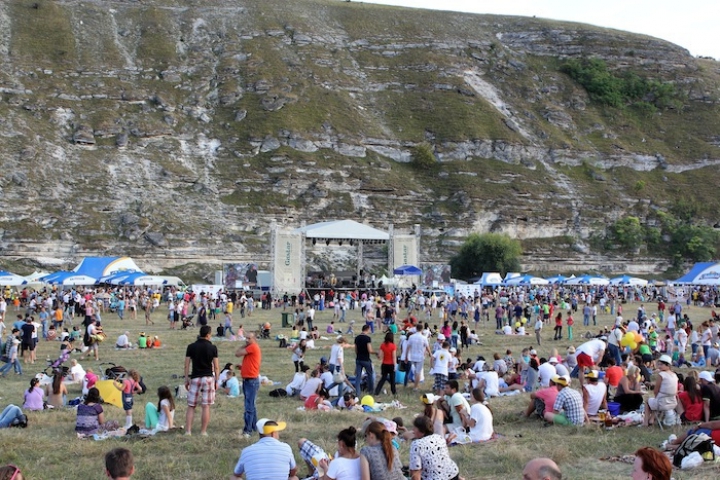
[398,360,408,372]
[332,370,346,384]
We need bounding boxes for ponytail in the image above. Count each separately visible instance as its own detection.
[380,430,395,470]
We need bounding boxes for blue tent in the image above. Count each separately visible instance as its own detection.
[393,265,422,276]
[474,272,504,286]
[674,262,720,284]
[545,275,566,284]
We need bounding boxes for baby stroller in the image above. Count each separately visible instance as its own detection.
[181,314,196,330]
[257,323,271,340]
[101,362,128,381]
[44,343,71,377]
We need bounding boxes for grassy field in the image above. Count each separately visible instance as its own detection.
[2,301,719,479]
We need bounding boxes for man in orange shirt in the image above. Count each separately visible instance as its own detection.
[236,332,262,438]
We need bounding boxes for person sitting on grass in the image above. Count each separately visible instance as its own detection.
[543,375,586,426]
[304,388,332,411]
[223,370,240,398]
[76,387,114,436]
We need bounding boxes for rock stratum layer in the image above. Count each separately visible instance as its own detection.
[0,0,719,274]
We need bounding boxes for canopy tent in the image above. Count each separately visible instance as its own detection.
[674,262,720,285]
[545,275,568,284]
[378,275,397,286]
[505,274,550,286]
[504,272,521,281]
[116,273,169,286]
[47,273,98,286]
[564,275,610,286]
[72,257,143,278]
[393,265,422,276]
[474,272,504,286]
[609,275,649,286]
[294,220,389,241]
[0,271,28,286]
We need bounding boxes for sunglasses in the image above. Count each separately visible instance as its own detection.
[8,465,21,480]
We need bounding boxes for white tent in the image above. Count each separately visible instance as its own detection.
[474,273,504,286]
[0,271,28,286]
[294,220,389,241]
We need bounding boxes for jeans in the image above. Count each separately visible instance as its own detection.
[450,334,459,350]
[608,343,622,366]
[354,360,375,394]
[242,377,260,434]
[0,358,21,375]
[496,317,503,330]
[0,404,22,428]
[225,326,235,336]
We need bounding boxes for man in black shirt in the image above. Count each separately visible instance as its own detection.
[699,370,720,421]
[184,325,219,436]
[354,325,377,394]
[20,317,35,363]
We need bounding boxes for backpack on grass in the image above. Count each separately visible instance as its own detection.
[673,433,715,467]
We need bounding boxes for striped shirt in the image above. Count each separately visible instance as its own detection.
[233,437,296,479]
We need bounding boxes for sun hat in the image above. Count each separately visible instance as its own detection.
[548,357,559,364]
[256,418,287,435]
[699,371,715,383]
[551,374,568,387]
[585,370,599,379]
[421,393,440,404]
[567,346,576,354]
[658,354,673,365]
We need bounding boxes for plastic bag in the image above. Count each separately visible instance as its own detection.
[681,452,703,470]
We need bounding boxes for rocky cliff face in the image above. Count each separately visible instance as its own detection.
[0,0,719,275]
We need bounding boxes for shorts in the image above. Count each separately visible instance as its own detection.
[122,393,134,411]
[187,376,216,407]
[552,413,573,426]
[21,342,34,353]
[433,373,448,392]
[299,439,325,465]
[576,352,594,368]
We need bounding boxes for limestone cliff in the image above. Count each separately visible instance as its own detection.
[0,0,719,275]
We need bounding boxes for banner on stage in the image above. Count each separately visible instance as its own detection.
[274,230,303,294]
[393,235,418,270]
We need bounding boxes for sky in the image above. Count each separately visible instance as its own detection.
[364,0,720,59]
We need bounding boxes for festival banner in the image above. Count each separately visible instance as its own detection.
[392,235,418,270]
[273,230,303,294]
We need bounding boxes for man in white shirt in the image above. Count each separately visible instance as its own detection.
[468,388,494,442]
[574,338,606,386]
[444,380,471,434]
[470,366,500,398]
[431,341,451,394]
[582,370,607,416]
[537,358,557,388]
[607,325,625,366]
[666,313,677,338]
[116,331,131,349]
[403,327,431,391]
[534,317,543,346]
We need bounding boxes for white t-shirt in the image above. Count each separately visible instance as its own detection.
[329,343,344,367]
[447,392,471,431]
[157,398,174,431]
[502,325,512,335]
[667,314,676,329]
[584,382,607,416]
[70,363,86,382]
[468,402,494,442]
[538,363,557,388]
[476,371,500,397]
[577,339,605,362]
[116,334,129,347]
[326,456,362,480]
[320,371,338,396]
[299,377,323,399]
[432,349,450,376]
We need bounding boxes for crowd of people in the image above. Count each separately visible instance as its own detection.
[2,282,720,479]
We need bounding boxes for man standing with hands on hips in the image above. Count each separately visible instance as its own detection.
[184,325,219,436]
[236,332,262,438]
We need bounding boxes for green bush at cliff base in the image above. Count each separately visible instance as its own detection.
[451,232,522,280]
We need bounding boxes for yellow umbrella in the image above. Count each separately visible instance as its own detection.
[95,380,123,408]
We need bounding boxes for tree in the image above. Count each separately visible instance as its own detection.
[610,216,643,251]
[450,233,522,280]
[410,143,437,170]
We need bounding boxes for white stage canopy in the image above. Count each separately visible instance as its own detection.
[294,220,389,241]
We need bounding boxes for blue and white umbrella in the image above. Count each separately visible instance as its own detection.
[393,265,422,276]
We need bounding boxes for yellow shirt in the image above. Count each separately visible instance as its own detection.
[226,301,233,314]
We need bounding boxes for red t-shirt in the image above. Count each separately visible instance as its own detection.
[304,393,321,410]
[240,342,262,379]
[678,391,703,422]
[380,342,397,366]
[605,366,623,388]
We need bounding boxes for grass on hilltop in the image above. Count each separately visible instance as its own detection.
[1,303,720,479]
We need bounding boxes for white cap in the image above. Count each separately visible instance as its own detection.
[699,371,715,383]
[437,334,445,341]
[658,354,673,365]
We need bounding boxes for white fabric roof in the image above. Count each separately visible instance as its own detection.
[294,220,389,240]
